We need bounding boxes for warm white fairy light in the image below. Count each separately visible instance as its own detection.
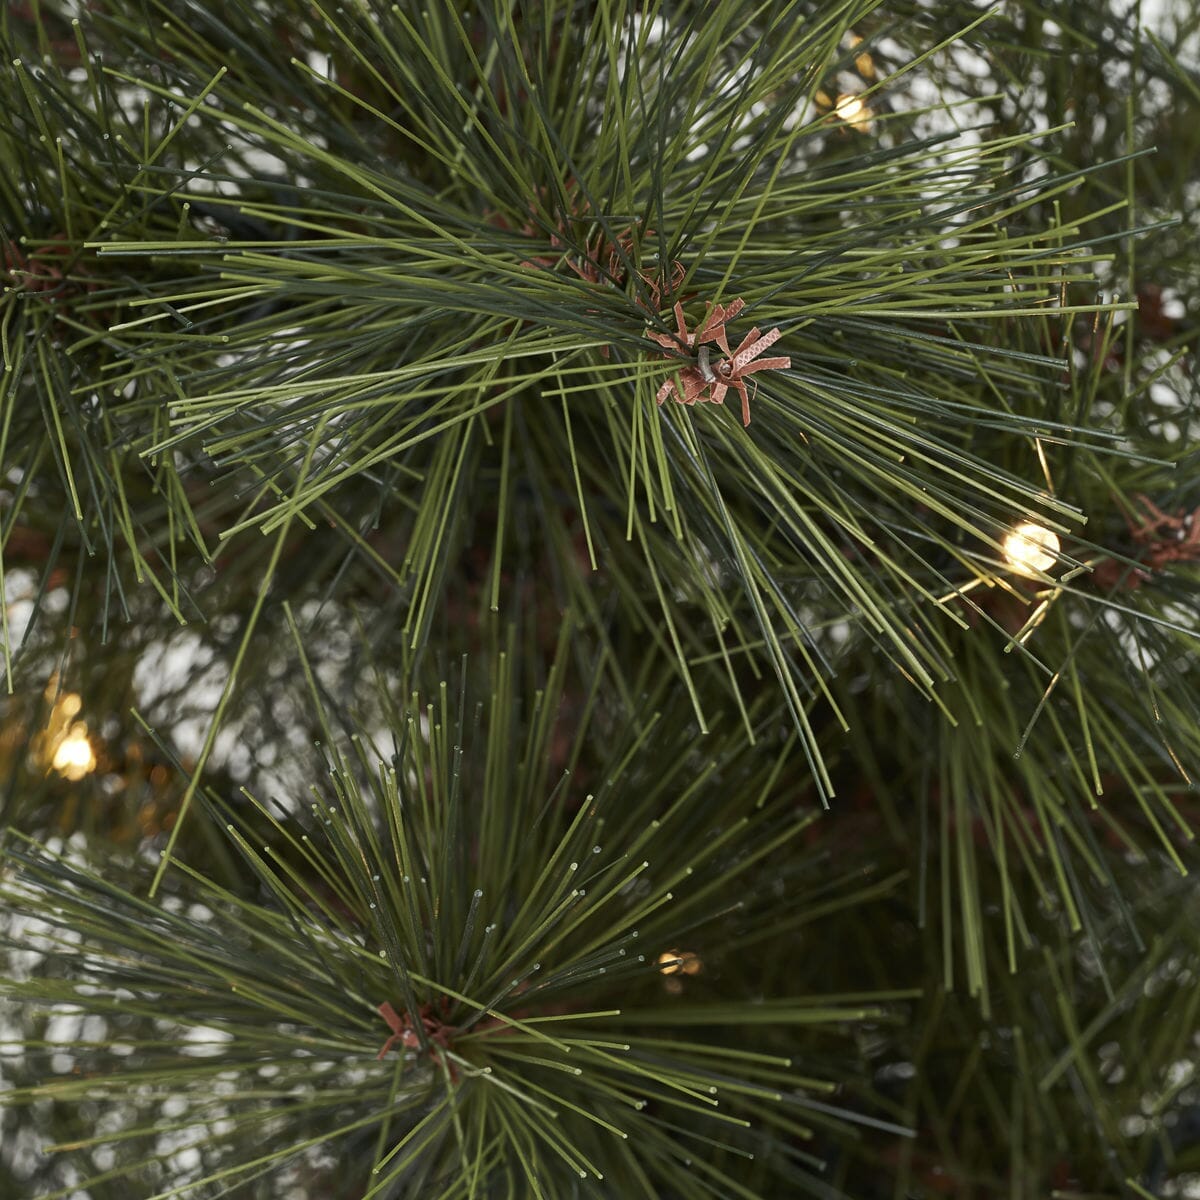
[656,949,701,977]
[38,688,98,781]
[847,33,876,80]
[1003,522,1060,577]
[52,723,96,781]
[834,92,873,131]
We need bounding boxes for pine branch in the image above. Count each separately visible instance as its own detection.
[1,620,906,1198]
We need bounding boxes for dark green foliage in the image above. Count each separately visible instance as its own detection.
[2,0,1199,1197]
[2,627,907,1198]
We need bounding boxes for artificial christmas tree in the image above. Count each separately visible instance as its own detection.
[2,1,1199,1196]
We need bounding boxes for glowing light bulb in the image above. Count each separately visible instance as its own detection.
[834,92,872,131]
[656,949,701,977]
[1003,522,1060,577]
[52,723,96,781]
[848,33,876,80]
